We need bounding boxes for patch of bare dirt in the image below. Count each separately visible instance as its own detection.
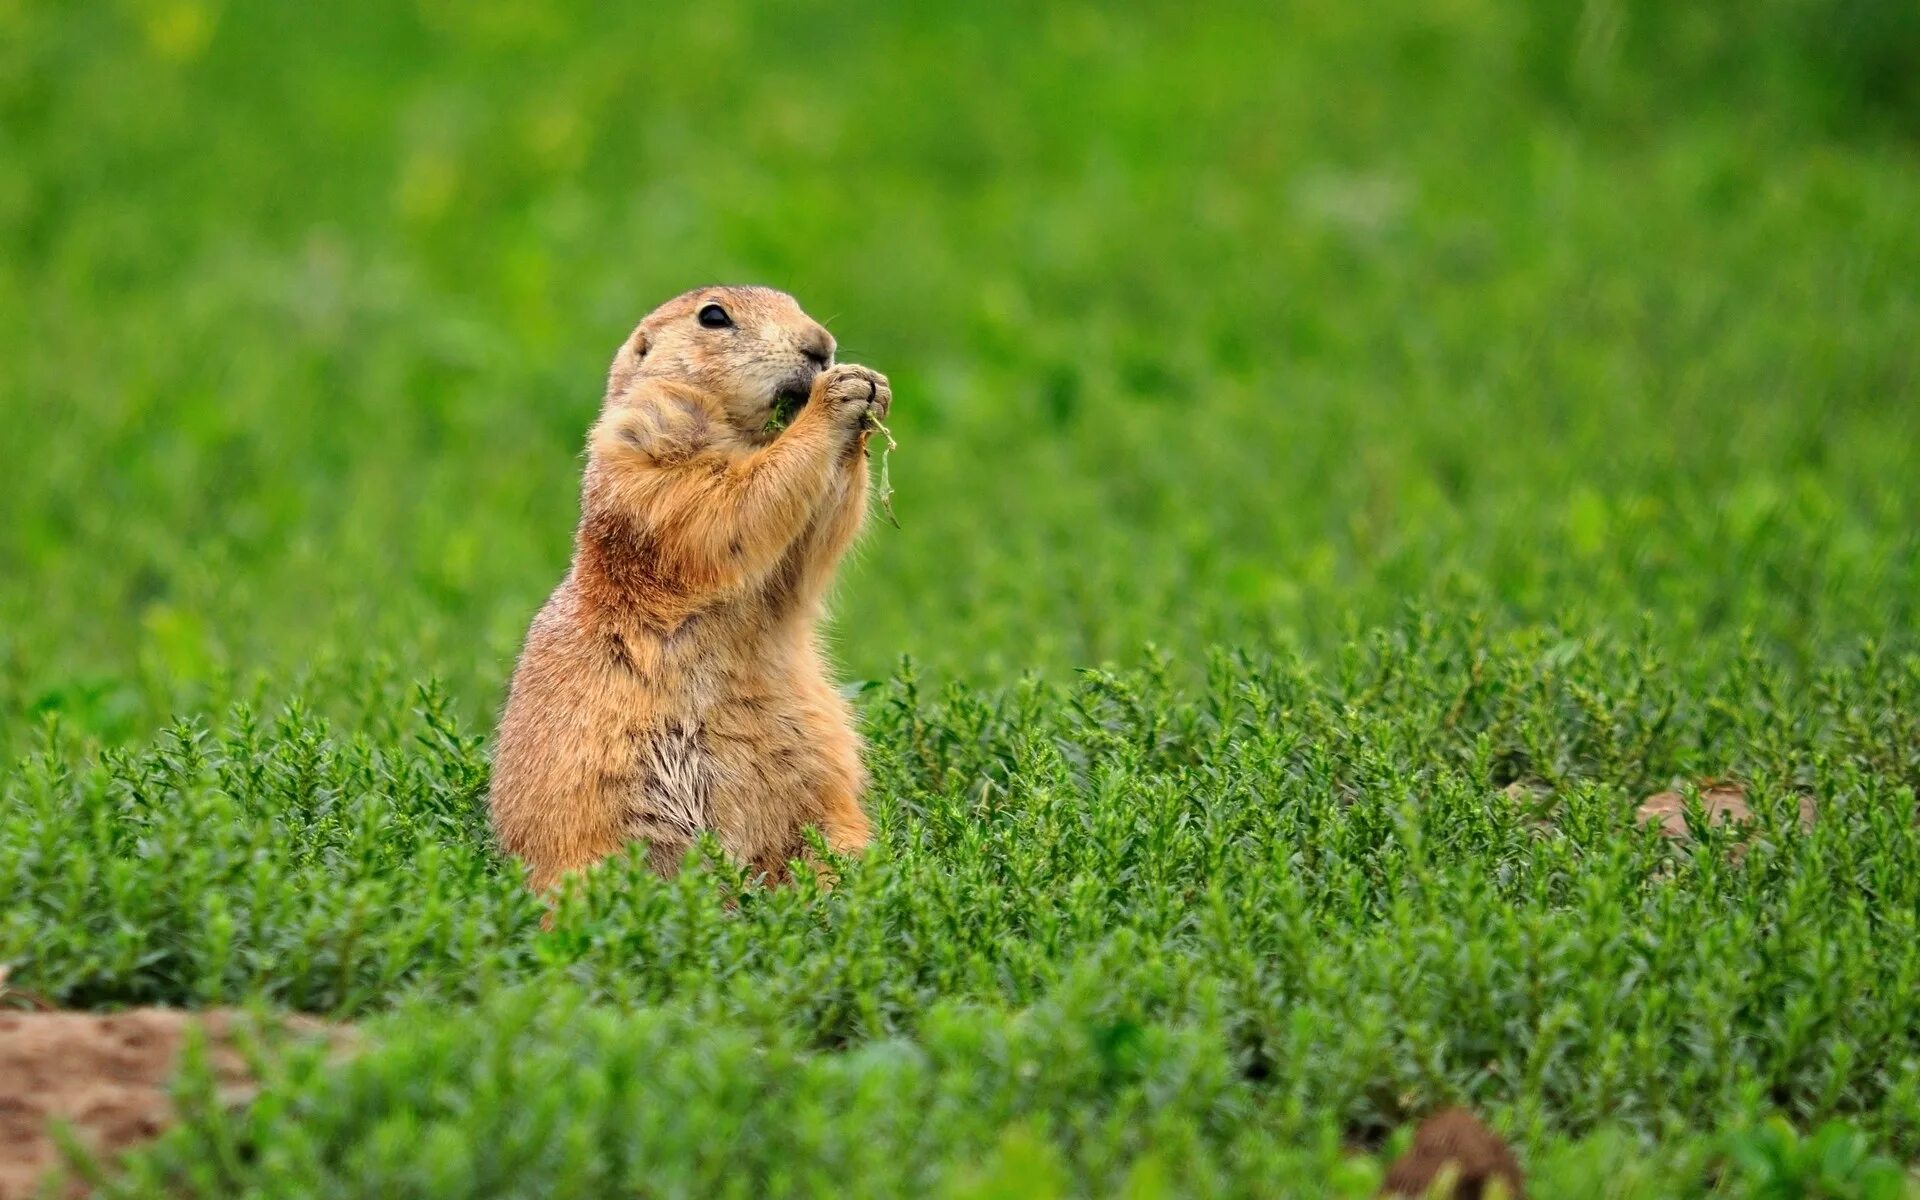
[0,997,335,1200]
[1379,1107,1526,1198]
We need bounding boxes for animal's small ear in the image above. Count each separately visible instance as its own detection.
[604,328,650,406]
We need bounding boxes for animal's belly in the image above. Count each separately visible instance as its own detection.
[621,658,858,863]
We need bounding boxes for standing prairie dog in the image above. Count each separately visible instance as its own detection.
[489,285,890,891]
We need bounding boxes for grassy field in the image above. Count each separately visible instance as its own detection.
[3,0,1919,1194]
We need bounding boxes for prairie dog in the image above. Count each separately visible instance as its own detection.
[489,285,890,890]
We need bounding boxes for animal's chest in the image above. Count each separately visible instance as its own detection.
[598,607,822,857]
[625,719,714,841]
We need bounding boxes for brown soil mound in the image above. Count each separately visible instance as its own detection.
[1380,1107,1527,1198]
[0,1006,332,1199]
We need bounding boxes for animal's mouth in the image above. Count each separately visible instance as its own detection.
[773,375,812,411]
[765,369,816,430]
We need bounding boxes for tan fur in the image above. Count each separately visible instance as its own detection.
[489,285,890,891]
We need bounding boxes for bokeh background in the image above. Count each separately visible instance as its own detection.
[2,0,1917,750]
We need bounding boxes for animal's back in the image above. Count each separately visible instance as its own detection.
[489,577,647,887]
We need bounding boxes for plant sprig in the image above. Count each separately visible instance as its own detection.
[865,411,900,528]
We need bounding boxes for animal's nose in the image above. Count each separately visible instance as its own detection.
[801,329,834,369]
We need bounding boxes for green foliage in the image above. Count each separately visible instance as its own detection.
[81,982,1913,1200]
[1521,0,1920,135]
[3,0,1918,1193]
[1724,1118,1916,1199]
[8,633,1920,1192]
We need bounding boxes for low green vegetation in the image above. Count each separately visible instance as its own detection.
[11,634,1920,1194]
[3,0,1917,1194]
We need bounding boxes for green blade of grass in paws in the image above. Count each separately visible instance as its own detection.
[864,411,900,528]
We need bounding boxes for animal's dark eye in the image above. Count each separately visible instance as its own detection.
[697,304,732,329]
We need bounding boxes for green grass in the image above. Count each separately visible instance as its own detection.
[3,0,1918,1194]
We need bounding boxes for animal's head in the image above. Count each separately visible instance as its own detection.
[607,285,836,434]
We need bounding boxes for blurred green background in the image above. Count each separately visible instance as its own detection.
[1,0,1916,750]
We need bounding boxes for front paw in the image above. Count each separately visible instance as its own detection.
[812,364,891,430]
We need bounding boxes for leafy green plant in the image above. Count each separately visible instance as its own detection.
[1724,1119,1918,1199]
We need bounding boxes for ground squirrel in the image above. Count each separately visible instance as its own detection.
[489,285,890,891]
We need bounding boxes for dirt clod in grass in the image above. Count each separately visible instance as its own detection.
[1379,1107,1527,1198]
[1636,780,1817,861]
[0,1008,335,1200]
[1499,780,1558,837]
